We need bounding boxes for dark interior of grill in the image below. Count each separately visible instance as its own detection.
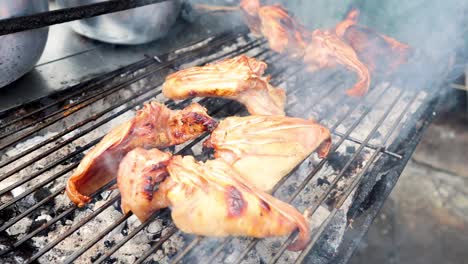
[0,1,464,264]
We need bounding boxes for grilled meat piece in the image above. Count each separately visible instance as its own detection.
[165,155,310,251]
[162,55,286,116]
[257,4,309,57]
[117,148,173,221]
[240,0,308,57]
[304,29,371,96]
[66,102,217,207]
[336,8,412,75]
[240,0,262,35]
[204,115,332,192]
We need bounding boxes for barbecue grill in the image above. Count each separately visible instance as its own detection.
[0,1,452,263]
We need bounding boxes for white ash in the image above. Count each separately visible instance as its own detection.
[6,217,32,236]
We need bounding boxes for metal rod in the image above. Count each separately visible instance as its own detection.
[0,31,252,150]
[171,237,203,264]
[233,84,394,264]
[294,89,420,264]
[25,195,121,263]
[0,179,119,257]
[0,0,170,36]
[0,46,274,238]
[0,38,267,197]
[134,226,178,264]
[63,213,132,264]
[92,211,163,264]
[0,28,244,134]
[273,88,406,264]
[0,187,62,232]
[86,58,293,264]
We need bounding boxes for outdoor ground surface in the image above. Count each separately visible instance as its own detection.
[349,95,468,264]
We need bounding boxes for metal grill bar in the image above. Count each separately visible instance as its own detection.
[0,45,280,239]
[82,54,296,264]
[0,45,289,262]
[0,28,246,134]
[0,28,437,264]
[0,34,266,205]
[25,195,121,263]
[201,82,390,264]
[0,29,251,151]
[0,0,171,36]
[0,38,263,187]
[293,90,424,264]
[225,83,394,264]
[268,87,408,264]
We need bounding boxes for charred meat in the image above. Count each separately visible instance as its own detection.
[162,55,286,116]
[66,102,217,207]
[117,148,173,221]
[117,150,310,251]
[336,8,412,75]
[304,29,371,96]
[240,0,308,57]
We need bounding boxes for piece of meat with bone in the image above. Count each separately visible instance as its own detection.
[166,155,310,251]
[117,151,310,251]
[304,29,371,97]
[257,4,309,57]
[66,102,217,207]
[240,0,308,57]
[336,8,412,75]
[162,55,286,116]
[203,115,332,192]
[117,148,173,221]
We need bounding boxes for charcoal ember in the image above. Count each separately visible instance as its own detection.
[120,222,129,236]
[27,219,48,236]
[346,146,356,153]
[327,152,348,172]
[162,233,184,258]
[317,177,331,186]
[61,151,85,165]
[90,252,103,262]
[146,220,163,241]
[104,240,115,248]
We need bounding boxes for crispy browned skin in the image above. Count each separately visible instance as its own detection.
[66,102,217,207]
[165,155,310,251]
[204,115,331,192]
[257,4,309,57]
[240,0,308,57]
[304,29,371,97]
[117,148,172,221]
[162,55,286,116]
[336,8,412,74]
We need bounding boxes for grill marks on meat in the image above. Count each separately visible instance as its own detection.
[162,55,286,116]
[165,155,310,251]
[117,150,310,251]
[66,102,216,207]
[240,0,308,57]
[117,148,172,221]
[204,115,332,192]
[304,29,371,97]
[336,8,412,75]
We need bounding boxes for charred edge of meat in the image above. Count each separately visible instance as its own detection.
[225,185,247,217]
[183,112,219,131]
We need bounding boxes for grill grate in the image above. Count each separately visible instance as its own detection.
[0,27,440,264]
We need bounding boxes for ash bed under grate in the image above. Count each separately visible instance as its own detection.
[0,28,442,264]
